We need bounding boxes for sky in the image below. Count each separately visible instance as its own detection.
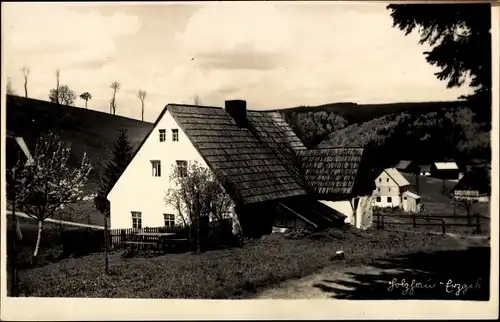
[3,1,471,122]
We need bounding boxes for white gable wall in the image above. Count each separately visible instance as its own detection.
[372,170,406,208]
[107,109,210,230]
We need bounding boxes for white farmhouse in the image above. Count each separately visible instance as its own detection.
[107,100,375,236]
[107,106,211,229]
[372,168,411,208]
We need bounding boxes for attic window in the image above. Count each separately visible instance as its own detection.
[386,178,389,182]
[172,129,179,142]
[151,160,161,177]
[159,129,166,142]
[379,178,381,182]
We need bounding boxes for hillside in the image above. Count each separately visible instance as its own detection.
[274,100,463,124]
[276,100,464,147]
[6,95,154,182]
[319,106,491,169]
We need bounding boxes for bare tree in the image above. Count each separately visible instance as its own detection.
[55,69,60,104]
[6,77,15,95]
[22,66,30,98]
[457,197,478,224]
[110,81,121,115]
[164,161,234,251]
[193,94,201,105]
[7,132,93,257]
[79,92,92,109]
[137,89,147,121]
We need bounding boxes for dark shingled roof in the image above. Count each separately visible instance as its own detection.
[297,148,365,195]
[168,105,307,205]
[451,168,490,195]
[395,160,412,170]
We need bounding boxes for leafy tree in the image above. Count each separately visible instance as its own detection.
[94,128,133,273]
[49,84,77,106]
[7,132,93,257]
[110,81,121,115]
[387,4,491,122]
[80,92,92,109]
[137,89,147,121]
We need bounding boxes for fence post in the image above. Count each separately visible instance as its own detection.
[412,212,416,228]
[475,214,481,233]
[381,214,385,229]
[441,219,446,235]
[376,213,380,229]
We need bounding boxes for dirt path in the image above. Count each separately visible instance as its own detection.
[254,235,490,300]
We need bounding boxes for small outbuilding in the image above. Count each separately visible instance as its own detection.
[401,191,422,213]
[419,164,431,176]
[430,162,460,180]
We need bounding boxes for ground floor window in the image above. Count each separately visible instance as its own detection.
[387,197,392,203]
[164,213,176,227]
[376,197,381,202]
[131,211,142,229]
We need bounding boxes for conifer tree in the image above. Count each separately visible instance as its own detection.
[94,128,133,274]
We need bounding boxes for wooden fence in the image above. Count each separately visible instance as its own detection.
[374,212,490,235]
[108,218,235,250]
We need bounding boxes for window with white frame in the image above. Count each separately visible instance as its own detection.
[172,129,179,142]
[164,214,176,227]
[131,211,142,229]
[151,160,161,177]
[176,160,188,178]
[159,129,166,142]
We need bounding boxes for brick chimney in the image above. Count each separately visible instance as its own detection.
[225,100,247,127]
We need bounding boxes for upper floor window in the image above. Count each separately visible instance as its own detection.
[151,160,161,177]
[131,211,142,229]
[379,178,381,182]
[164,214,176,227]
[176,160,188,178]
[172,129,179,142]
[159,129,166,142]
[386,178,389,182]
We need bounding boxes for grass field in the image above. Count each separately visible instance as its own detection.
[15,227,476,298]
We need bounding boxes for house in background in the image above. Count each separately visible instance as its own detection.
[430,162,460,180]
[372,168,411,208]
[450,168,490,203]
[394,160,419,174]
[419,164,431,176]
[107,100,375,236]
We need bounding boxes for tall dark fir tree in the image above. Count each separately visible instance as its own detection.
[387,3,491,125]
[94,128,133,274]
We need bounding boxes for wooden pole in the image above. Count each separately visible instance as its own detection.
[441,219,446,235]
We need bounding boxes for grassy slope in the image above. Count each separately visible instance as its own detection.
[16,228,475,298]
[6,95,154,225]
